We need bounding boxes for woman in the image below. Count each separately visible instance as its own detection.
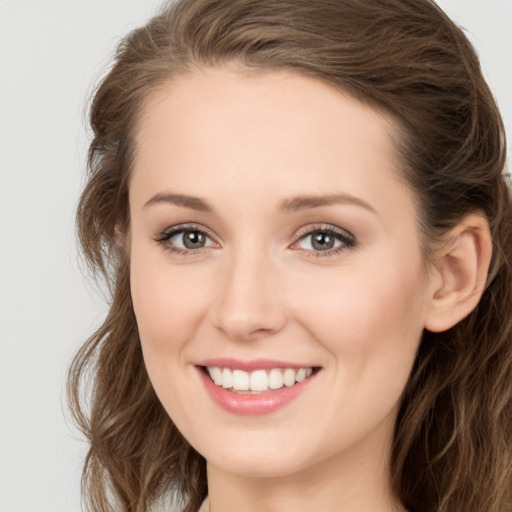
[68,0,512,511]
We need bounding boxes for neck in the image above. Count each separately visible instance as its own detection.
[206,425,407,512]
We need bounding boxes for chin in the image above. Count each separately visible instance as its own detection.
[191,428,326,479]
[207,450,310,479]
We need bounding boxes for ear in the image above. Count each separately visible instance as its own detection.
[424,212,492,333]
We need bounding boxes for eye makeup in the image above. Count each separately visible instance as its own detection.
[292,224,356,258]
[153,223,218,256]
[153,222,357,259]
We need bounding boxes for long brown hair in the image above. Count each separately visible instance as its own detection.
[68,1,512,511]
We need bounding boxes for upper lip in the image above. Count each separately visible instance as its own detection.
[196,358,318,371]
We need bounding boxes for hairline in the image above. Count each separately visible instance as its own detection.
[126,62,434,276]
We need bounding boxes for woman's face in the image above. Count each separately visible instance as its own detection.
[129,68,436,478]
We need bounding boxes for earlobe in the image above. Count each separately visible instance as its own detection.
[424,212,492,333]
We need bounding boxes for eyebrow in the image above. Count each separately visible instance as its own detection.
[143,192,376,215]
[279,194,376,215]
[143,193,213,212]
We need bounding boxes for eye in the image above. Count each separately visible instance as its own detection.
[171,230,211,249]
[292,226,356,256]
[154,224,217,254]
[298,231,341,251]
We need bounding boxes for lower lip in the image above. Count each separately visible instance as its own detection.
[197,367,317,415]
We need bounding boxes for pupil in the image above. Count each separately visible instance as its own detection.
[184,231,205,249]
[312,232,334,251]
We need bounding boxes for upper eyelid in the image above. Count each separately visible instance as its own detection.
[160,223,215,238]
[155,222,356,248]
[155,225,218,255]
[290,224,358,257]
[158,222,353,236]
[294,224,355,241]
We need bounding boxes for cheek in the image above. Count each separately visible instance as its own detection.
[130,243,208,346]
[129,250,212,423]
[285,256,428,449]
[129,249,206,392]
[293,253,427,381]
[130,268,178,352]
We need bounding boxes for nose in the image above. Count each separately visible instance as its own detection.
[211,249,287,342]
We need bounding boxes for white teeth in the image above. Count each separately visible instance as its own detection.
[250,370,268,391]
[206,366,314,392]
[283,368,296,387]
[232,369,249,391]
[268,368,284,389]
[221,368,233,389]
[210,366,222,386]
[296,368,307,382]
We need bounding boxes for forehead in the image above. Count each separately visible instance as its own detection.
[134,67,397,158]
[130,67,412,222]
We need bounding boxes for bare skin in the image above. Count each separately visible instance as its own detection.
[128,67,491,512]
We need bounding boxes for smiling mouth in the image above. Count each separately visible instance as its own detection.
[203,366,318,393]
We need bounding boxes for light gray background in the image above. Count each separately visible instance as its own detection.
[0,1,510,511]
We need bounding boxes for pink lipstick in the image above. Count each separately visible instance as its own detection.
[196,359,319,415]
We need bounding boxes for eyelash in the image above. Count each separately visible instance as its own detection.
[292,225,356,258]
[153,223,215,257]
[153,223,356,258]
